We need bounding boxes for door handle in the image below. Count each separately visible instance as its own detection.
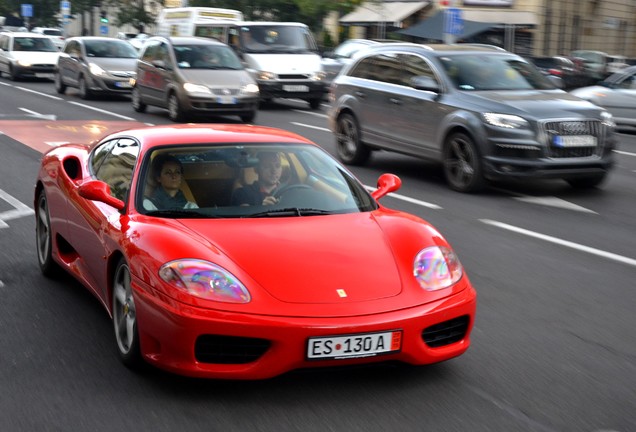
[389,98,402,105]
[354,91,366,98]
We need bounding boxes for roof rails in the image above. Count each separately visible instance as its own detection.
[456,43,507,51]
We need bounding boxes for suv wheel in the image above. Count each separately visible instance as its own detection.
[336,113,370,165]
[131,87,146,113]
[54,73,66,94]
[443,132,485,193]
[240,110,257,123]
[167,93,185,122]
[308,98,321,110]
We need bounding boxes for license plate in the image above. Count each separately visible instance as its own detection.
[35,73,54,79]
[283,85,309,92]
[115,81,132,88]
[216,95,237,104]
[553,135,597,147]
[307,330,402,360]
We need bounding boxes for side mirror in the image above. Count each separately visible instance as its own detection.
[410,75,440,93]
[152,59,168,70]
[78,180,125,210]
[371,173,401,200]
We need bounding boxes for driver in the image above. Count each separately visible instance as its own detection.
[231,151,282,206]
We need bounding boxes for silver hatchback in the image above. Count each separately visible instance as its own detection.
[328,43,617,192]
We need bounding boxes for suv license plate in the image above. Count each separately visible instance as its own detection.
[553,135,597,147]
[283,85,309,92]
[307,330,402,360]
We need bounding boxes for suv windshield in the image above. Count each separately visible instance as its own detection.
[239,25,318,54]
[440,54,555,91]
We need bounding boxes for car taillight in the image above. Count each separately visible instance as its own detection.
[548,68,562,76]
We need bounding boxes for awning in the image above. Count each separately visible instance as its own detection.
[339,1,429,27]
[462,9,537,26]
[396,10,496,41]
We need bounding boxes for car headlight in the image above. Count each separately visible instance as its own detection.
[413,246,463,291]
[183,82,211,95]
[17,59,32,67]
[257,71,276,81]
[240,83,259,95]
[89,63,106,76]
[159,259,251,303]
[483,113,529,129]
[600,110,615,127]
[310,71,326,81]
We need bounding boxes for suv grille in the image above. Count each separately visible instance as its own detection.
[542,120,605,158]
[422,315,470,348]
[195,335,271,364]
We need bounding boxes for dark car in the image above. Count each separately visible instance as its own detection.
[328,43,616,193]
[55,37,138,99]
[527,55,589,89]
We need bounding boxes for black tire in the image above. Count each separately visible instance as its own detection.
[167,93,185,122]
[443,132,485,193]
[308,98,321,110]
[112,257,143,369]
[240,110,257,123]
[131,87,146,113]
[35,190,60,277]
[566,174,607,189]
[78,76,91,99]
[9,65,19,81]
[54,72,66,94]
[335,112,370,165]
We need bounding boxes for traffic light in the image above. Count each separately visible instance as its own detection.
[100,10,108,24]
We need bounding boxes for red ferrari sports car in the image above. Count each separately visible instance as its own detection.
[35,124,477,379]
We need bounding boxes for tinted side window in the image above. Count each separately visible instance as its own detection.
[348,54,400,83]
[91,138,140,200]
[348,57,375,80]
[400,54,436,87]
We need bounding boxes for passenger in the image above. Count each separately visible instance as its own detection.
[231,152,282,206]
[144,154,198,210]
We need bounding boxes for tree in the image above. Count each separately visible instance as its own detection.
[107,0,160,33]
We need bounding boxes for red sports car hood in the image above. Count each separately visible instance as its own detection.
[179,213,403,304]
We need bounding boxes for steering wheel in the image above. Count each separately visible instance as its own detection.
[273,184,313,199]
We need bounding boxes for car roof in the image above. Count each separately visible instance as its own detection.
[3,32,53,38]
[362,42,513,55]
[67,36,130,42]
[148,36,226,46]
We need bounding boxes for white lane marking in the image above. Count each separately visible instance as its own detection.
[0,189,34,229]
[513,196,597,214]
[614,149,636,157]
[481,219,636,267]
[15,86,63,100]
[291,109,328,119]
[67,101,137,120]
[290,122,330,132]
[364,186,442,209]
[18,107,57,120]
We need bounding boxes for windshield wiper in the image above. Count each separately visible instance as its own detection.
[246,208,333,218]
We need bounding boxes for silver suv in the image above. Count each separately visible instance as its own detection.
[328,43,616,192]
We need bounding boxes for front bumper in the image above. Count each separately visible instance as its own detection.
[12,62,55,79]
[182,94,260,117]
[88,74,135,94]
[133,279,477,380]
[258,80,328,101]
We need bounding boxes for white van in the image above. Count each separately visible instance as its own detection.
[156,9,327,109]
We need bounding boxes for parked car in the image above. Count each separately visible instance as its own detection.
[55,36,138,99]
[605,54,629,76]
[132,36,259,122]
[571,50,609,82]
[322,39,396,85]
[570,65,636,131]
[0,31,60,80]
[527,55,589,89]
[31,27,64,50]
[329,43,616,192]
[34,123,477,379]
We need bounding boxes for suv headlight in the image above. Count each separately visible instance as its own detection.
[600,110,615,127]
[483,113,529,129]
[257,71,276,81]
[240,83,259,95]
[310,71,326,81]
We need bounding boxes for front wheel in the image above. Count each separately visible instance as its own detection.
[167,93,185,122]
[112,257,143,369]
[131,87,146,113]
[443,132,485,193]
[308,98,321,110]
[9,65,19,81]
[54,73,66,94]
[78,76,91,99]
[335,112,370,165]
[35,190,60,277]
[240,110,257,123]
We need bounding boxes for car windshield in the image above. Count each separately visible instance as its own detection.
[12,37,57,52]
[137,144,377,218]
[85,40,138,58]
[174,44,243,70]
[440,54,556,91]
[239,25,318,54]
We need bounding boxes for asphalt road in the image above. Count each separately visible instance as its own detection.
[1,77,635,432]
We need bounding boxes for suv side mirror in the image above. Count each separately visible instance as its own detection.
[410,76,440,93]
[152,59,169,70]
